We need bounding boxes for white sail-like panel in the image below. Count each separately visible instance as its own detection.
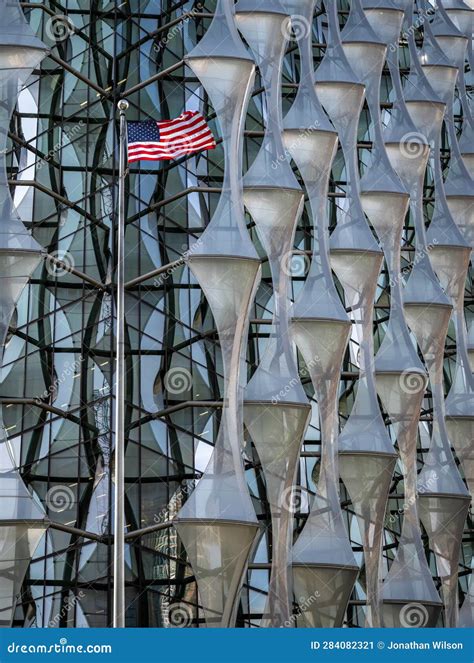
[285,0,359,628]
[0,0,49,627]
[0,0,48,355]
[235,0,310,627]
[0,416,47,626]
[173,1,261,627]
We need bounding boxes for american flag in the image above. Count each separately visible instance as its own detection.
[127,111,216,163]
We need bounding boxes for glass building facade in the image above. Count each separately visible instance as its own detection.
[1,0,472,628]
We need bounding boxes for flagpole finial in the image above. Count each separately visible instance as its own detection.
[117,99,129,112]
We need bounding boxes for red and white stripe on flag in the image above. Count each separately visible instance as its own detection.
[127,111,216,163]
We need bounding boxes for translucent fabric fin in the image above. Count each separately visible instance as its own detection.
[174,1,261,627]
[0,1,48,358]
[0,410,47,626]
[279,1,359,628]
[0,8,48,623]
[236,1,310,627]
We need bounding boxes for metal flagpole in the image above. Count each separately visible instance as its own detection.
[114,99,129,628]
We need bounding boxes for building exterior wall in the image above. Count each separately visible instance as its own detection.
[0,0,472,628]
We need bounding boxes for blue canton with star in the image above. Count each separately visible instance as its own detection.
[128,121,161,142]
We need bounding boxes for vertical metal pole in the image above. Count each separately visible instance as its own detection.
[114,99,129,628]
